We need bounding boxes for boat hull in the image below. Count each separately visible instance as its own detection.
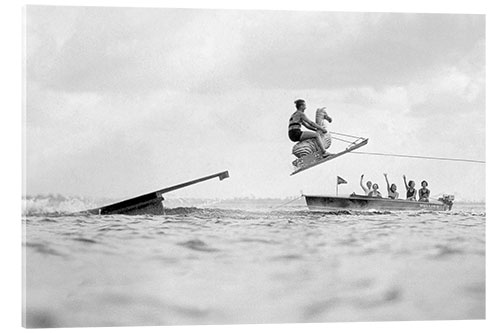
[304,195,452,212]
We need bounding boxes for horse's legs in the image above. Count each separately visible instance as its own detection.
[300,131,326,154]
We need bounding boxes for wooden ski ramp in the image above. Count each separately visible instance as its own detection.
[291,138,368,176]
[85,170,229,215]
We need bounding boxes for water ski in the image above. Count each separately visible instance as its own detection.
[291,138,368,175]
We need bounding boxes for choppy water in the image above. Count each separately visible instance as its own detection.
[22,202,485,328]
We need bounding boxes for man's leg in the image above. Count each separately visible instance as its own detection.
[300,131,328,155]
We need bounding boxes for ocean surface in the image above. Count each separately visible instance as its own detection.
[22,199,485,328]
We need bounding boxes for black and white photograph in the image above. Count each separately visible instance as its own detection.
[18,1,491,330]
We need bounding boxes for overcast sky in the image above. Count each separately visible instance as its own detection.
[24,6,485,201]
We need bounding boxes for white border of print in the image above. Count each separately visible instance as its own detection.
[2,0,497,333]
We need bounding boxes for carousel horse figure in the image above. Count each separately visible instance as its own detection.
[292,107,332,159]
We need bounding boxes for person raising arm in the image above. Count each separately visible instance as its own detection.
[383,173,399,199]
[403,175,417,201]
[359,174,372,195]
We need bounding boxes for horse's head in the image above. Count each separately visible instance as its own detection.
[315,107,332,127]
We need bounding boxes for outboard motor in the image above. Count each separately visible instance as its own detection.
[438,194,455,210]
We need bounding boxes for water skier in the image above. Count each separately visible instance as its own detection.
[288,99,331,157]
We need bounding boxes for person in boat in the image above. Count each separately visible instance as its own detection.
[383,173,399,199]
[288,99,331,157]
[403,175,417,201]
[419,180,430,202]
[359,174,372,195]
[368,183,382,198]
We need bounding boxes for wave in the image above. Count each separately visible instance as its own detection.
[22,194,111,216]
[22,194,485,218]
[164,206,248,216]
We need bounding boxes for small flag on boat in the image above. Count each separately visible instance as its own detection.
[337,176,347,185]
